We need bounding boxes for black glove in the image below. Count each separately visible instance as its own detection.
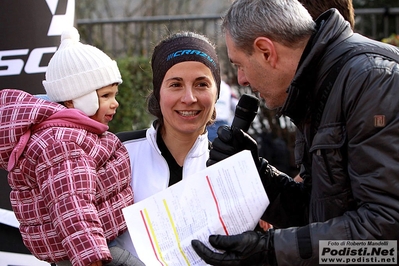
[208,126,293,204]
[206,126,295,202]
[207,126,261,168]
[191,230,277,266]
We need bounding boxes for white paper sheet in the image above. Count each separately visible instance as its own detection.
[122,150,269,266]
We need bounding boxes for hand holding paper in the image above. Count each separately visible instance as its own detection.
[122,150,269,266]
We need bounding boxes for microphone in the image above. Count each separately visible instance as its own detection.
[231,94,260,132]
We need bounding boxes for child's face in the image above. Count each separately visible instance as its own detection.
[90,84,119,125]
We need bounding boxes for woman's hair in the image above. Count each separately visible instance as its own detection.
[147,31,220,128]
[298,0,355,29]
[222,0,316,54]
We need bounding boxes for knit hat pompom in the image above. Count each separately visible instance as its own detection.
[61,26,80,43]
[43,26,122,116]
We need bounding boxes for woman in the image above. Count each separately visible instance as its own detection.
[114,31,221,258]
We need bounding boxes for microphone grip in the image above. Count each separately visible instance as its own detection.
[231,116,252,132]
[230,94,260,133]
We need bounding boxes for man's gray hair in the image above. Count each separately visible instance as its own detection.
[222,0,316,54]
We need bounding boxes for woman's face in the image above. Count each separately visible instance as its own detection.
[159,61,218,138]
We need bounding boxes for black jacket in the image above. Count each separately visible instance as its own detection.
[265,9,399,265]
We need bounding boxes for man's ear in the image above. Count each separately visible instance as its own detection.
[64,100,74,108]
[254,37,277,67]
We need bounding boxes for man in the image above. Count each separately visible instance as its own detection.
[191,0,399,265]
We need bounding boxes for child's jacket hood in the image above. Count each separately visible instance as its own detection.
[0,89,107,171]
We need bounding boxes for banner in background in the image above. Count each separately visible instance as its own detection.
[0,0,75,94]
[0,0,75,264]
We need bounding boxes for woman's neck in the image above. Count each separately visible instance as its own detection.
[160,129,199,166]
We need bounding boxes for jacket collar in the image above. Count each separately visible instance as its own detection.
[279,9,353,124]
[147,121,209,159]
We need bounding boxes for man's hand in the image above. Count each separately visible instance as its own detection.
[191,230,276,266]
[208,126,291,203]
[207,126,260,167]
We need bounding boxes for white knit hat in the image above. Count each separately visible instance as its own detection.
[43,27,122,116]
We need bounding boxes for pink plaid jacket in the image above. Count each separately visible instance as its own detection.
[0,89,133,266]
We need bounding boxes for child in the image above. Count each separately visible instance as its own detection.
[0,27,144,266]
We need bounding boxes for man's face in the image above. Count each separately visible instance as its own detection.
[225,33,289,110]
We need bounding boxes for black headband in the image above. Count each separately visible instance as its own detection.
[151,35,221,101]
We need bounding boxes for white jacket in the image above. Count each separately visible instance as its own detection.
[113,123,210,257]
